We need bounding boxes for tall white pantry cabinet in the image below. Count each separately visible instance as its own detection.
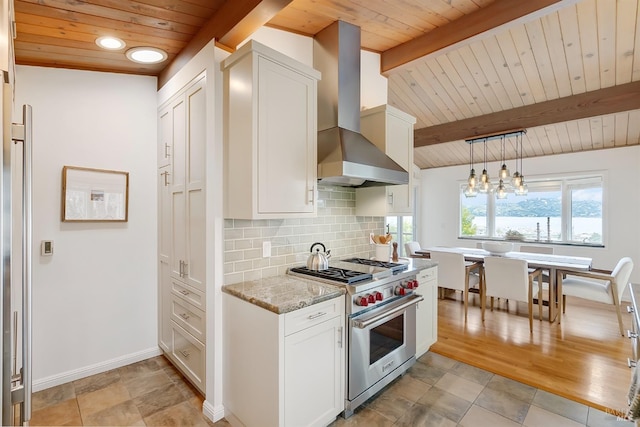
[158,74,207,393]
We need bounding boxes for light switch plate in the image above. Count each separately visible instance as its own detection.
[41,240,53,256]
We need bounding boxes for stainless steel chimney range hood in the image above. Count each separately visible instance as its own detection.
[314,21,409,187]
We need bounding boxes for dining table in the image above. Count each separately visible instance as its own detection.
[416,246,593,322]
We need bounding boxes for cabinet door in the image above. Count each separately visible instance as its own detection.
[169,77,206,292]
[184,78,206,291]
[158,167,172,351]
[416,268,438,358]
[257,56,316,215]
[170,95,186,281]
[357,105,415,216]
[284,315,344,427]
[385,113,413,214]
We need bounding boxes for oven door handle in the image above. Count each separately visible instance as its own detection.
[352,294,424,329]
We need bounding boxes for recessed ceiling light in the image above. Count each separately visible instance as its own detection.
[125,47,168,64]
[95,36,126,50]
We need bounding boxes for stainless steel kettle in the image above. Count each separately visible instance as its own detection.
[307,242,331,271]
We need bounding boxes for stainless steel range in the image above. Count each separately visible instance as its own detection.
[288,257,422,418]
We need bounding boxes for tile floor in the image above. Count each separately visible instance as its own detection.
[30,355,215,426]
[329,351,634,427]
[30,352,634,427]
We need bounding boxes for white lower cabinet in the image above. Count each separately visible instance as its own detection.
[171,322,205,391]
[415,266,438,358]
[223,294,345,427]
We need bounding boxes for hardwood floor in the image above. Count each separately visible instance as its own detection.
[430,290,632,415]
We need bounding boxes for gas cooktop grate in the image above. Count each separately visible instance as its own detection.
[289,266,372,284]
[341,258,408,273]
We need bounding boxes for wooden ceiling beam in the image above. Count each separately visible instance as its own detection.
[380,0,580,74]
[158,0,293,89]
[414,81,640,147]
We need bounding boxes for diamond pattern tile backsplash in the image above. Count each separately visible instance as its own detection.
[223,185,385,284]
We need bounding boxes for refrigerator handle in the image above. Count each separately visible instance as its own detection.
[10,104,32,424]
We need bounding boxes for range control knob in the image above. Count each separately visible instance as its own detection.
[367,293,376,304]
[394,286,406,296]
[374,291,383,301]
[405,281,414,289]
[412,280,419,289]
[355,296,369,307]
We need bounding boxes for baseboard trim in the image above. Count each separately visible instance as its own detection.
[202,400,225,423]
[33,346,162,392]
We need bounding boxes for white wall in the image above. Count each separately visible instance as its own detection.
[419,145,640,283]
[14,66,159,389]
[246,26,388,108]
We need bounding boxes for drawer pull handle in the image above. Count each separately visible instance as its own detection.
[628,306,635,314]
[180,313,190,320]
[179,290,189,296]
[179,350,190,358]
[308,312,327,320]
[628,330,638,339]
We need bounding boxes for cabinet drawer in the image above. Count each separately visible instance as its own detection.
[171,322,205,392]
[285,296,344,336]
[171,279,205,311]
[171,296,205,343]
[417,267,437,283]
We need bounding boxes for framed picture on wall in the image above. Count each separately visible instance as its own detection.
[61,166,129,222]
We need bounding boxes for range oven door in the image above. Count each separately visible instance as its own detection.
[348,294,422,401]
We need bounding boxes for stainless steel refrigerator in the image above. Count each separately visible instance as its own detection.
[1,1,33,422]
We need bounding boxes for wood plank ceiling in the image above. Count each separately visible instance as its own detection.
[10,0,640,169]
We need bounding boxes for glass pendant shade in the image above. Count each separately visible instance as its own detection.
[499,164,510,180]
[467,168,476,188]
[515,176,528,196]
[479,179,493,193]
[479,168,491,193]
[512,171,522,187]
[464,184,477,198]
[496,179,508,199]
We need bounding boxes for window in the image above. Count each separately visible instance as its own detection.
[386,182,420,257]
[460,174,603,245]
[386,216,414,256]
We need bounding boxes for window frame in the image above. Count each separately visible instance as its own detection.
[458,171,606,247]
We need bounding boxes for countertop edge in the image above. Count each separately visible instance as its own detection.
[222,277,346,315]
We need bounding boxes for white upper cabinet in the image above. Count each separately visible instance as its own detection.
[356,105,416,216]
[223,40,321,219]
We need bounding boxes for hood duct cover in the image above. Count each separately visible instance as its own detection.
[314,21,409,187]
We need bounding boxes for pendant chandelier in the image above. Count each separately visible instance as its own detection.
[463,129,527,199]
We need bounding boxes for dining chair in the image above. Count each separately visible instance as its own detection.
[404,241,424,258]
[429,250,482,321]
[520,245,554,285]
[482,256,543,333]
[557,257,633,336]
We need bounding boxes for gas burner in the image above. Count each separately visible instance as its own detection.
[341,258,408,273]
[288,266,372,284]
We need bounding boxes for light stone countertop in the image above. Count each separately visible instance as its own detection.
[222,275,346,314]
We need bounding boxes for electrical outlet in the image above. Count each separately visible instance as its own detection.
[262,241,271,258]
